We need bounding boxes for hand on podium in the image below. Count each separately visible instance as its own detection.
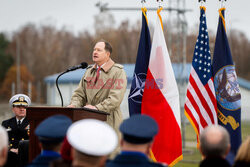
[67,104,75,108]
[84,105,97,110]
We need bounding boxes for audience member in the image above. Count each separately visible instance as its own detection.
[67,119,118,167]
[106,114,167,167]
[0,126,8,166]
[199,125,231,167]
[2,94,31,167]
[50,137,73,167]
[27,115,72,167]
[233,136,250,167]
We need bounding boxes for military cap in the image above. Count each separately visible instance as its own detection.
[120,114,159,144]
[9,94,31,107]
[67,119,118,156]
[35,115,72,143]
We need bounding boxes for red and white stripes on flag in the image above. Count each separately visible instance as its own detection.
[141,8,182,166]
[184,7,217,146]
[185,67,217,139]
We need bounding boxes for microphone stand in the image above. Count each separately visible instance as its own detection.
[56,62,88,107]
[56,71,68,107]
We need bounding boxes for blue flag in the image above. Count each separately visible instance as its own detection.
[128,8,151,116]
[212,8,241,165]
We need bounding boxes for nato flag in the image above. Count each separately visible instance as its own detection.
[212,8,241,165]
[128,9,151,116]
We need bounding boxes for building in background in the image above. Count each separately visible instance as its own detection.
[44,64,250,120]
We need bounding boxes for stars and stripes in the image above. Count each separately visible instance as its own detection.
[184,7,217,144]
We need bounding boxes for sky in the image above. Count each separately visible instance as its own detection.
[0,0,249,39]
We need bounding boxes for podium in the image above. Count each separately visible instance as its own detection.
[26,106,109,161]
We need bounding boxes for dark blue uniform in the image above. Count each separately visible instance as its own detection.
[27,115,72,167]
[2,117,29,167]
[107,115,168,167]
[107,151,166,167]
[2,117,29,149]
[27,151,61,167]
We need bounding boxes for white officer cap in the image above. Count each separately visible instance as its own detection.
[9,94,31,107]
[67,119,118,156]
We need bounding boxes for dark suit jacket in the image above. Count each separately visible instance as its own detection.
[2,117,29,149]
[27,154,61,167]
[2,117,29,167]
[18,140,29,167]
[106,153,166,167]
[233,160,250,167]
[200,157,231,167]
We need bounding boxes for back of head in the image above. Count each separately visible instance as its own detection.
[200,125,230,158]
[120,114,159,145]
[235,136,250,163]
[0,126,8,152]
[35,115,72,150]
[67,119,118,166]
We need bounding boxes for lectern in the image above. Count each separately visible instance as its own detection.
[26,106,109,161]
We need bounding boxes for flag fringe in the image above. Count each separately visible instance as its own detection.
[141,7,149,25]
[149,149,157,162]
[150,150,183,167]
[157,7,164,30]
[169,154,183,167]
[200,6,206,11]
[219,8,226,31]
[184,110,200,148]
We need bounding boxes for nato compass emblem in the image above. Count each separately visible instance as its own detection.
[214,65,241,110]
[128,73,147,104]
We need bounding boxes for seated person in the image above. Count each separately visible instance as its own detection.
[106,114,167,167]
[2,94,31,167]
[27,115,72,167]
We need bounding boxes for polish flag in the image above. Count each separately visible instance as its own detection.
[141,8,183,166]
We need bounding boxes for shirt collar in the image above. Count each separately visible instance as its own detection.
[41,150,61,157]
[121,151,148,158]
[16,117,25,124]
[97,62,106,69]
[93,58,115,73]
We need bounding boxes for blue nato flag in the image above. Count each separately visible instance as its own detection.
[128,9,151,116]
[212,8,242,165]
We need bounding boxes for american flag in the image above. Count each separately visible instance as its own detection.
[184,7,217,144]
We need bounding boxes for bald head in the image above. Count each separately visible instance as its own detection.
[200,125,230,158]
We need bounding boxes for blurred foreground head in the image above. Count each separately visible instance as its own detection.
[35,115,72,151]
[67,119,117,167]
[234,136,250,163]
[119,114,159,155]
[199,125,230,158]
[0,126,8,166]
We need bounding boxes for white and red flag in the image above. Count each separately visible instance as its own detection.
[141,8,182,166]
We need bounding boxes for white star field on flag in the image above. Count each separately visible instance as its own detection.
[193,11,212,83]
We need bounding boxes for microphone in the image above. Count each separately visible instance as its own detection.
[66,62,88,72]
[56,62,88,107]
